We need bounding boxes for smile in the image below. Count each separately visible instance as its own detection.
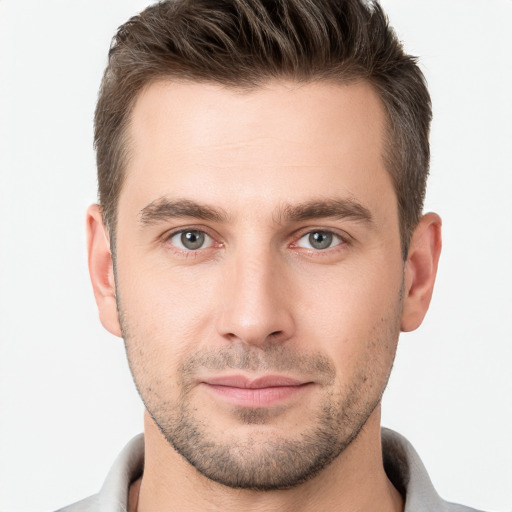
[201,375,314,408]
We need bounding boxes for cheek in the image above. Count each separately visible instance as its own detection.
[294,260,403,370]
[116,256,222,384]
[119,251,218,326]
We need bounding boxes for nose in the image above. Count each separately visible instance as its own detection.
[215,249,296,348]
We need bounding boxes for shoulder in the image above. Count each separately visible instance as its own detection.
[443,502,487,512]
[52,434,144,512]
[381,428,488,512]
[54,494,100,512]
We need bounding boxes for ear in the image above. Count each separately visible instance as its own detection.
[401,212,442,332]
[86,204,122,338]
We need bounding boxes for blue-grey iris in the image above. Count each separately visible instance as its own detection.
[309,231,332,250]
[182,230,205,250]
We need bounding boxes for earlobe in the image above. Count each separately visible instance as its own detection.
[401,212,442,332]
[86,204,122,338]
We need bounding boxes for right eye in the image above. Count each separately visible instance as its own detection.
[168,230,214,251]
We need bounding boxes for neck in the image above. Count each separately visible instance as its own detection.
[132,408,403,512]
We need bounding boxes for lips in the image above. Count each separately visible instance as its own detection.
[201,375,312,408]
[205,375,305,388]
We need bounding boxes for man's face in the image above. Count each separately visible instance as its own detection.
[114,80,405,489]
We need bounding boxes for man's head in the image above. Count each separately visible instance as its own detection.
[87,0,441,493]
[94,0,431,259]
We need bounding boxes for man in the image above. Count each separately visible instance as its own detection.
[58,0,481,510]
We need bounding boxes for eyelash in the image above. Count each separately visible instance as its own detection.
[163,227,221,256]
[163,227,350,256]
[292,230,345,252]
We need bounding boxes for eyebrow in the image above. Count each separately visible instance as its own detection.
[276,198,373,224]
[138,196,372,227]
[138,198,229,226]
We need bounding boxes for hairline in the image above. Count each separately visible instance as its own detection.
[105,75,411,258]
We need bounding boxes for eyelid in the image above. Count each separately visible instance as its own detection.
[290,227,351,251]
[159,224,350,254]
[170,231,213,250]
[163,225,222,252]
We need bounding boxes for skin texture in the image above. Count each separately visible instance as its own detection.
[87,80,441,512]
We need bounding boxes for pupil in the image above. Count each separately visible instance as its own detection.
[309,231,332,250]
[181,231,204,250]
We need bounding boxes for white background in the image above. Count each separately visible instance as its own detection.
[0,1,511,511]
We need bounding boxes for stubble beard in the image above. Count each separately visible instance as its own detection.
[121,327,400,490]
[115,260,404,491]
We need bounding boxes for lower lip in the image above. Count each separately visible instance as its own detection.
[203,383,311,408]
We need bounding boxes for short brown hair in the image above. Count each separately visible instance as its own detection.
[95,0,431,258]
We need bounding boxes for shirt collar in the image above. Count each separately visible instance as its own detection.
[97,429,450,512]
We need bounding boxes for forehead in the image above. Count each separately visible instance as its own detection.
[121,79,393,218]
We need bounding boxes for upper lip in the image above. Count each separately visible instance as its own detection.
[203,375,307,388]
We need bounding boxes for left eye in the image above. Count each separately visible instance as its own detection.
[296,231,343,250]
[168,230,213,251]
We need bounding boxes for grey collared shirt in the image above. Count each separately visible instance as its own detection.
[55,429,485,512]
